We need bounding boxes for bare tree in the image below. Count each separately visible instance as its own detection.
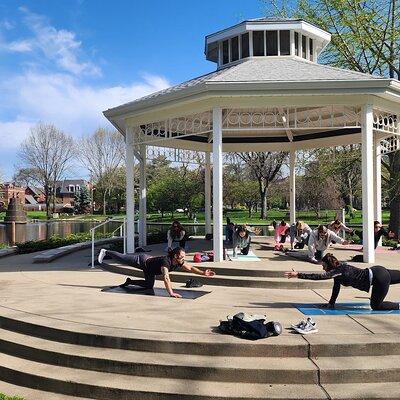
[18,123,74,218]
[13,168,41,187]
[77,128,125,215]
[234,152,287,219]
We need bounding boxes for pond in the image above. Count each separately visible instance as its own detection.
[0,221,275,247]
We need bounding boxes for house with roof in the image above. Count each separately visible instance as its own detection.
[55,179,92,207]
[24,186,46,211]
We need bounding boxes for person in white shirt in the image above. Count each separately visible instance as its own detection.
[328,219,354,236]
[289,221,312,250]
[308,225,351,263]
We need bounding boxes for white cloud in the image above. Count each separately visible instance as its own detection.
[0,121,33,149]
[0,72,171,149]
[0,20,14,30]
[6,39,33,52]
[3,7,100,77]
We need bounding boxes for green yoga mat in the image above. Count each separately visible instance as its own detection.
[226,249,260,261]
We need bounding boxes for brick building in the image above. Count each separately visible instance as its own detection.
[0,183,25,209]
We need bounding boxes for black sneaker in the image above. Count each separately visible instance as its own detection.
[119,278,133,288]
[185,278,203,288]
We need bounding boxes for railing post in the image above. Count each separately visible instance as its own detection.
[91,228,95,268]
[123,217,127,254]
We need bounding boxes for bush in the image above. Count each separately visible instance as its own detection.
[16,232,111,254]
[0,394,25,400]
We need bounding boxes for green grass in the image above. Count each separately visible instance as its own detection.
[0,209,392,226]
[0,394,25,400]
[145,209,391,227]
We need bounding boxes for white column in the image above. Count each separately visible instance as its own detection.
[361,104,375,263]
[289,30,295,56]
[289,150,296,224]
[125,126,135,253]
[374,136,382,246]
[374,137,382,222]
[139,144,147,247]
[204,151,212,236]
[212,107,223,262]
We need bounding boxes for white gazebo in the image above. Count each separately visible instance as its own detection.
[104,18,400,263]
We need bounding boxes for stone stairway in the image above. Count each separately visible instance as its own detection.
[0,313,399,399]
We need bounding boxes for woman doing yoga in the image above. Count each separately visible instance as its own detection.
[98,247,215,298]
[285,253,400,310]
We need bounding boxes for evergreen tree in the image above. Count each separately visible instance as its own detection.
[73,186,91,214]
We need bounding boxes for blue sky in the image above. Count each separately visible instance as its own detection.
[0,0,268,180]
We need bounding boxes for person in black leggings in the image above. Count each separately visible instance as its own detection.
[98,247,215,298]
[285,253,400,310]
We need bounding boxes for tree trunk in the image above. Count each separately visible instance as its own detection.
[260,191,268,219]
[257,178,268,219]
[102,190,108,216]
[348,176,354,210]
[45,184,51,219]
[247,205,252,218]
[52,184,56,215]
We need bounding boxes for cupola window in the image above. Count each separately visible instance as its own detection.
[266,30,278,55]
[231,36,239,62]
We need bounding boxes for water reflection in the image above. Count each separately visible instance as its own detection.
[0,221,274,246]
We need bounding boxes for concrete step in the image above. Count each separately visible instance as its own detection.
[101,262,332,289]
[323,382,400,399]
[0,314,309,357]
[305,334,400,357]
[0,327,318,384]
[316,355,400,384]
[0,352,328,400]
[0,380,93,400]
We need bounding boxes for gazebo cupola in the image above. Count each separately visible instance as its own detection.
[205,18,331,68]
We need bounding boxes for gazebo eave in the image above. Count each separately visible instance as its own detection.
[104,80,400,139]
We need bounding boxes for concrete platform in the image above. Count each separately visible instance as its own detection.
[0,237,399,399]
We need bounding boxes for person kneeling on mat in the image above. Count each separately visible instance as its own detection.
[98,247,215,298]
[308,225,351,263]
[285,253,400,310]
[232,225,255,257]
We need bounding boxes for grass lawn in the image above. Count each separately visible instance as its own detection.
[145,209,390,227]
[0,209,391,227]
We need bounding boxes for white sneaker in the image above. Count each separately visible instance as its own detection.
[98,249,107,264]
[294,320,318,334]
[291,317,316,331]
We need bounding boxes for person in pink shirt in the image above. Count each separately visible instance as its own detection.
[273,220,290,249]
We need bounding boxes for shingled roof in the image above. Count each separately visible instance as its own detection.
[106,57,385,113]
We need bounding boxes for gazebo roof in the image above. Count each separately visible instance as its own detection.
[103,19,400,154]
[105,57,387,117]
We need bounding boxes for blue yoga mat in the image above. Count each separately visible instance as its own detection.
[295,302,400,315]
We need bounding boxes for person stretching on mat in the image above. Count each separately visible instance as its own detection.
[285,253,400,310]
[98,247,215,298]
[308,225,351,263]
[232,225,258,257]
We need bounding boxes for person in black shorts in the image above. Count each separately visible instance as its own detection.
[98,247,215,298]
[285,253,400,310]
